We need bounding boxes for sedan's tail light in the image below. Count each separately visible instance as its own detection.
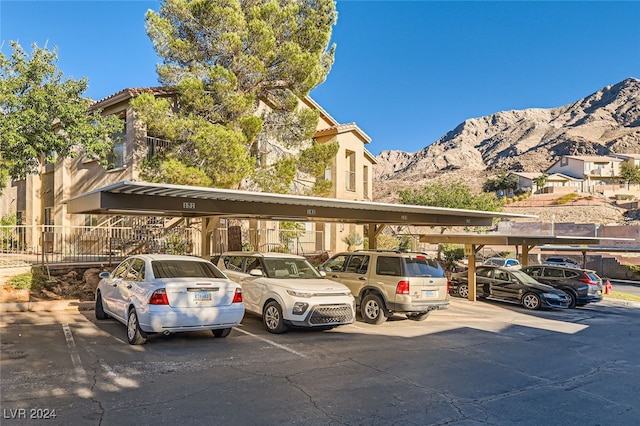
[232,288,243,303]
[149,288,169,305]
[396,280,410,295]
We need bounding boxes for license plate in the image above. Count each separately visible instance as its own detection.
[194,292,212,302]
[423,290,437,297]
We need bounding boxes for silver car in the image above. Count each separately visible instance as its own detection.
[217,252,355,334]
[96,254,245,344]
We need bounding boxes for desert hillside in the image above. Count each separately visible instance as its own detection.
[374,78,640,203]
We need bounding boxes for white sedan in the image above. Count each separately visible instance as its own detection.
[95,254,244,344]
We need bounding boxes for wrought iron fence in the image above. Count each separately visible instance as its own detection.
[0,225,202,268]
[0,224,325,268]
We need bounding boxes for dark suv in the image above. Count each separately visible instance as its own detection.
[521,265,603,308]
[320,250,450,324]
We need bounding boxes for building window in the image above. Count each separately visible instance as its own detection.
[43,207,54,233]
[363,165,369,199]
[108,115,126,169]
[345,150,356,192]
[84,215,98,227]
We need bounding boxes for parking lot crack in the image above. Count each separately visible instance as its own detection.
[84,345,107,425]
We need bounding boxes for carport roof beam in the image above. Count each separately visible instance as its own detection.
[64,181,535,227]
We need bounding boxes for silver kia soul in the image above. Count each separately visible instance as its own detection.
[320,250,450,324]
[217,252,355,334]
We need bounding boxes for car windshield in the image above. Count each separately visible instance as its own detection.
[511,270,541,285]
[263,258,322,279]
[405,256,445,277]
[152,260,227,279]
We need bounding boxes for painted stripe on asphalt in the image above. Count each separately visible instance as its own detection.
[234,327,306,357]
[62,323,88,384]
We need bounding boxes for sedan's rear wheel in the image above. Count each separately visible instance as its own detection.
[127,308,147,345]
[361,294,387,325]
[457,284,469,298]
[263,301,287,334]
[522,293,541,310]
[95,292,109,320]
[212,328,231,338]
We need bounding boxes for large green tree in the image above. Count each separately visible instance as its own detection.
[619,161,640,187]
[398,180,502,250]
[0,42,122,194]
[132,0,338,194]
[482,170,519,194]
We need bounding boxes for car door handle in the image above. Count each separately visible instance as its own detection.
[126,284,132,289]
[359,276,367,281]
[331,275,339,278]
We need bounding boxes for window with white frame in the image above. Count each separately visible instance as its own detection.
[345,150,356,191]
[363,165,369,199]
[107,114,126,169]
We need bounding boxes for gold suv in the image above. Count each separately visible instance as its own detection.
[320,250,450,324]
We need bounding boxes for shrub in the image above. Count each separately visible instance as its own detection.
[342,232,363,249]
[376,235,399,250]
[557,193,580,204]
[165,230,190,255]
[439,244,465,271]
[8,272,32,290]
[616,194,635,201]
[627,264,640,279]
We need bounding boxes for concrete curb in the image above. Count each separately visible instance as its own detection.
[602,297,640,308]
[0,300,94,313]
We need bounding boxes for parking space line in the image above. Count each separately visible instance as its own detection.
[234,327,306,357]
[61,323,88,384]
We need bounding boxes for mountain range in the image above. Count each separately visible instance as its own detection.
[373,77,640,201]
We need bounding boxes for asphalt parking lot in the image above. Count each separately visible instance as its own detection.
[2,297,640,426]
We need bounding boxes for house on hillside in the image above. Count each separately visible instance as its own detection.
[513,171,583,194]
[546,155,624,193]
[0,87,375,258]
[511,172,540,193]
[612,153,640,167]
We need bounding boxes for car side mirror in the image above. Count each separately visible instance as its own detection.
[319,270,326,277]
[249,269,263,277]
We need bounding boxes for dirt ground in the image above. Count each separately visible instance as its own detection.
[0,266,99,303]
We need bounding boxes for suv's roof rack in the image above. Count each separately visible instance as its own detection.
[353,249,432,256]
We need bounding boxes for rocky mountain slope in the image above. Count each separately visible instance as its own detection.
[374,78,640,201]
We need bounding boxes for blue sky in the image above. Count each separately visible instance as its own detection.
[2,1,639,155]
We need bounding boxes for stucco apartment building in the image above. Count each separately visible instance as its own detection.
[0,87,376,257]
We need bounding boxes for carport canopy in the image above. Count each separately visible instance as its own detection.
[64,180,535,255]
[419,234,611,302]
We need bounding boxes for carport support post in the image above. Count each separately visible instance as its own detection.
[366,224,386,250]
[522,244,535,267]
[465,244,483,302]
[201,217,218,259]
